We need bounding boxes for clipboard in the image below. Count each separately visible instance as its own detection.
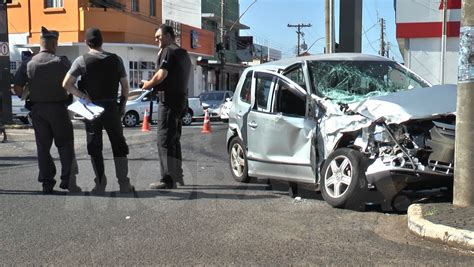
[67,99,104,120]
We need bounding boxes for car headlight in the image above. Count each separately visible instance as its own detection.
[373,125,393,143]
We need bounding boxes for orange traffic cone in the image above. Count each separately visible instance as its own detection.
[142,109,151,132]
[201,109,212,133]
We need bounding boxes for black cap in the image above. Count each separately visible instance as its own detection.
[40,26,59,39]
[85,27,103,44]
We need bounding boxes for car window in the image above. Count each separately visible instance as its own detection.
[308,60,431,104]
[201,92,225,101]
[274,79,306,117]
[239,71,252,104]
[254,72,274,111]
[284,65,306,90]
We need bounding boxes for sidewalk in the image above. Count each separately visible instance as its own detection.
[407,203,474,251]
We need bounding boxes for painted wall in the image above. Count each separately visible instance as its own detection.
[395,0,461,85]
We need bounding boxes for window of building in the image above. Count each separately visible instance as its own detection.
[44,0,63,8]
[149,0,155,16]
[129,61,156,89]
[131,0,139,12]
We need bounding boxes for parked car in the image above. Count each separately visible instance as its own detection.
[227,53,456,211]
[11,95,30,124]
[199,90,233,118]
[220,97,233,122]
[122,89,158,127]
[182,97,205,126]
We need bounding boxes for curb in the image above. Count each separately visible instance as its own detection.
[407,204,474,251]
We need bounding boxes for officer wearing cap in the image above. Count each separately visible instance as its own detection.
[63,27,135,194]
[12,27,81,194]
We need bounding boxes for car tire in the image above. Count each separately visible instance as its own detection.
[182,109,193,126]
[228,137,251,183]
[123,111,139,127]
[320,148,369,209]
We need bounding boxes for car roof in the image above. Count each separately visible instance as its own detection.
[248,53,394,72]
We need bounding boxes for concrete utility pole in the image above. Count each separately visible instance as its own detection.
[325,0,335,53]
[454,0,474,207]
[379,18,386,57]
[339,0,362,53]
[0,1,12,124]
[219,0,225,90]
[440,0,448,84]
[287,23,312,56]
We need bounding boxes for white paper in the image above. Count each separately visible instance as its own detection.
[67,99,104,120]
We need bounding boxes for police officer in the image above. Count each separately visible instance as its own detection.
[141,24,191,189]
[63,27,135,194]
[12,27,81,194]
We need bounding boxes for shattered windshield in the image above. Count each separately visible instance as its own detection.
[308,60,430,104]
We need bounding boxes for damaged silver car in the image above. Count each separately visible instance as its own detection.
[226,53,456,211]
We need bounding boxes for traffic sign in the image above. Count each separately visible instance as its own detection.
[0,42,9,56]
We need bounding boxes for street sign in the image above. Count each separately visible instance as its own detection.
[0,42,8,56]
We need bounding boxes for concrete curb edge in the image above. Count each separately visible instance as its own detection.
[407,204,474,251]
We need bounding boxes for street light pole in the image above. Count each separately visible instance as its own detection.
[453,0,474,207]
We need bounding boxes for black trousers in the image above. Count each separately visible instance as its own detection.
[157,104,183,184]
[85,103,129,179]
[30,102,77,188]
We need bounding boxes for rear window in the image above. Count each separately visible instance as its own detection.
[200,92,225,101]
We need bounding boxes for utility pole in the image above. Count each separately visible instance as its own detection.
[219,0,225,90]
[440,0,448,84]
[0,1,12,125]
[454,0,474,207]
[287,23,312,56]
[325,0,335,53]
[379,18,386,57]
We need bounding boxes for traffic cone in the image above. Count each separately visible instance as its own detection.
[142,109,151,132]
[201,109,212,133]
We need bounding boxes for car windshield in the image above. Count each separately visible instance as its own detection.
[200,92,225,102]
[308,60,430,104]
[128,91,144,101]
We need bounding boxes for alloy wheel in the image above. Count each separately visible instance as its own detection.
[324,155,353,198]
[230,142,245,177]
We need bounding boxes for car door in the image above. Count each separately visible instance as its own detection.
[141,91,158,119]
[246,71,315,182]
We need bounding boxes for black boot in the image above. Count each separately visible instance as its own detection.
[114,157,135,193]
[91,175,107,195]
[59,175,82,193]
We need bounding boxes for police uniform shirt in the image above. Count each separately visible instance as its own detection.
[17,52,71,103]
[68,50,126,100]
[155,43,191,112]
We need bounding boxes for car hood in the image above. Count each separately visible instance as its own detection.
[316,84,457,157]
[347,84,457,124]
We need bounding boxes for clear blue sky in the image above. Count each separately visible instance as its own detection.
[239,0,402,62]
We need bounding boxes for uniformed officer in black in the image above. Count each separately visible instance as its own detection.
[142,24,191,189]
[12,27,81,194]
[63,27,135,194]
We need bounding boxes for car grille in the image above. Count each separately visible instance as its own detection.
[428,160,454,175]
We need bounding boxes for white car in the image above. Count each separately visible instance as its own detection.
[220,97,233,122]
[11,95,30,124]
[122,89,158,127]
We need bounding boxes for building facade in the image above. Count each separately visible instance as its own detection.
[395,0,461,85]
[7,0,215,97]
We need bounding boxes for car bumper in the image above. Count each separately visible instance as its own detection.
[366,159,453,199]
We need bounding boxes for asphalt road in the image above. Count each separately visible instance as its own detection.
[0,122,473,265]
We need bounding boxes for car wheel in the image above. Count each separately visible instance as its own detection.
[228,137,250,183]
[320,148,369,208]
[182,109,193,126]
[123,111,139,127]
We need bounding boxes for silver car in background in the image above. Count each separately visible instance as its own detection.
[227,53,456,211]
[122,89,158,127]
[199,90,233,118]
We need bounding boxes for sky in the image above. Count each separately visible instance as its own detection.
[238,0,402,62]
